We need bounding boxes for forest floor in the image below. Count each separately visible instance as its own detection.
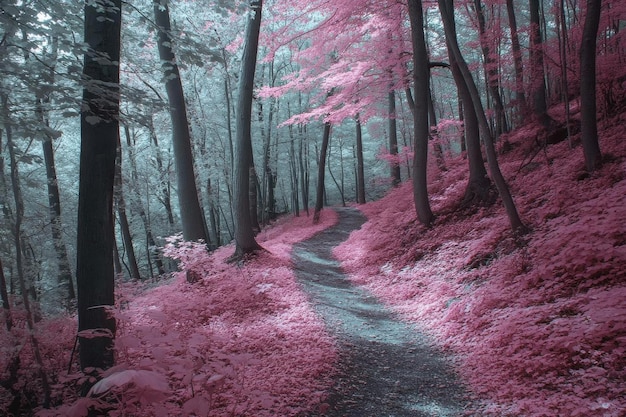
[293,207,470,416]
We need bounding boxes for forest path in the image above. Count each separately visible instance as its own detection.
[293,207,469,417]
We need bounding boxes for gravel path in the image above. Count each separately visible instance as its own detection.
[293,207,470,417]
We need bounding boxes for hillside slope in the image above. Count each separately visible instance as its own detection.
[335,117,626,416]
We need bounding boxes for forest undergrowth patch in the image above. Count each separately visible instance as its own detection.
[334,123,626,416]
[2,211,342,417]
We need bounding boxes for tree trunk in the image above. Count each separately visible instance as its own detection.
[438,0,526,233]
[2,90,52,407]
[529,0,553,127]
[0,257,12,331]
[355,116,366,204]
[154,0,208,243]
[408,0,434,227]
[232,0,263,258]
[505,0,529,125]
[114,137,141,281]
[34,36,75,307]
[388,90,402,186]
[147,118,175,227]
[313,122,331,223]
[474,0,508,136]
[580,0,602,172]
[76,0,121,377]
[299,123,310,216]
[444,3,491,205]
[123,125,165,275]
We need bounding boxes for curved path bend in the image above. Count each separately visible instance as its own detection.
[293,207,470,417]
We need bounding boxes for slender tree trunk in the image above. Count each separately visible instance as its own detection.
[313,122,332,223]
[76,0,121,378]
[444,3,491,205]
[123,125,165,275]
[0,257,11,331]
[529,0,553,127]
[408,0,434,227]
[232,0,263,258]
[34,36,75,307]
[2,92,51,407]
[580,0,603,171]
[154,0,208,243]
[505,0,529,125]
[388,90,402,186]
[114,138,141,281]
[147,118,175,227]
[438,0,526,232]
[355,115,366,204]
[558,0,573,147]
[299,123,310,216]
[474,0,508,136]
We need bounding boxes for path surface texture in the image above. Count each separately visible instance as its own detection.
[293,207,470,417]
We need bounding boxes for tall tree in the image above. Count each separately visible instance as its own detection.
[76,0,121,377]
[505,0,529,124]
[407,0,434,227]
[442,3,491,205]
[529,0,553,127]
[153,0,209,243]
[355,115,366,204]
[388,90,402,186]
[473,0,508,136]
[438,0,526,232]
[232,0,264,258]
[580,0,603,172]
[313,121,332,223]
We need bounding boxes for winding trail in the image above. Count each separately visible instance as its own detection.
[293,207,469,417]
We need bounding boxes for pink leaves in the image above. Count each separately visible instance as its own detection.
[88,369,170,401]
[333,124,626,415]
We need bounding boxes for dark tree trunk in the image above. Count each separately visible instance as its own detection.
[122,126,165,275]
[529,0,553,127]
[474,0,508,136]
[313,122,331,223]
[355,115,366,204]
[299,123,310,216]
[35,36,75,307]
[147,118,175,227]
[76,0,121,377]
[114,138,141,281]
[505,0,529,125]
[580,0,602,172]
[438,0,526,233]
[388,90,402,186]
[407,0,434,227]
[0,257,11,331]
[444,2,491,205]
[154,0,208,243]
[232,0,263,258]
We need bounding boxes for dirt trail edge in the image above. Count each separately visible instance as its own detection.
[293,207,470,417]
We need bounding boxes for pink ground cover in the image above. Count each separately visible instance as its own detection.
[334,119,626,416]
[5,210,339,417]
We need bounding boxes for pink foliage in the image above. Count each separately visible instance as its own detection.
[335,121,626,416]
